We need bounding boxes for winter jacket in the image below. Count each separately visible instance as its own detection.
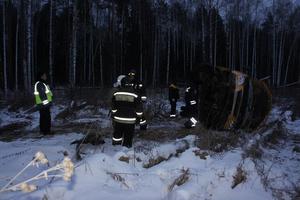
[34,80,53,108]
[111,87,143,124]
[185,85,198,108]
[127,77,147,102]
[169,84,179,102]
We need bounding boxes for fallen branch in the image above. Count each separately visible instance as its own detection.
[259,76,271,81]
[277,81,300,88]
[168,168,190,192]
[106,172,129,189]
[143,140,189,168]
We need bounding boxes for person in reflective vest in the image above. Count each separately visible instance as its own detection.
[111,75,143,148]
[34,72,53,135]
[180,84,198,128]
[127,69,148,130]
[168,82,179,118]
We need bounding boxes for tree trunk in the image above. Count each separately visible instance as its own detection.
[27,0,32,91]
[284,35,298,84]
[89,2,94,86]
[157,27,160,84]
[228,24,232,69]
[213,13,217,69]
[120,7,124,74]
[277,31,285,86]
[83,0,87,83]
[152,17,157,87]
[15,9,19,91]
[111,5,117,83]
[201,6,206,62]
[100,39,103,86]
[209,9,213,64]
[190,36,193,71]
[251,26,257,78]
[96,8,103,87]
[166,27,170,85]
[139,3,143,82]
[49,0,53,84]
[3,1,8,94]
[272,0,277,85]
[246,24,249,70]
[71,0,77,87]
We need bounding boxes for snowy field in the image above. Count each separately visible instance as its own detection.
[0,96,299,200]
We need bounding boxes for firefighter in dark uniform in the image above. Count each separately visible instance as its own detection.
[168,82,179,118]
[180,84,198,128]
[111,75,143,148]
[127,69,148,130]
[34,72,53,135]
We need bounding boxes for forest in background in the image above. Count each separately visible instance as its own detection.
[0,0,300,93]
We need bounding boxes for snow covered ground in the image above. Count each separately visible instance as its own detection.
[0,98,299,200]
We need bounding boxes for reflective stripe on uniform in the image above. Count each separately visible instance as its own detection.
[114,92,138,98]
[34,81,53,105]
[190,100,196,105]
[170,114,176,117]
[34,81,50,94]
[112,137,123,141]
[136,112,143,116]
[113,116,136,124]
[112,109,117,113]
[140,120,147,125]
[34,82,40,95]
[190,117,198,124]
[42,100,49,105]
[141,96,147,101]
[185,87,191,92]
[114,116,136,121]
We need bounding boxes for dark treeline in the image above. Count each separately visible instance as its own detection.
[0,0,300,93]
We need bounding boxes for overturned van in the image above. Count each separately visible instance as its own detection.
[193,65,272,131]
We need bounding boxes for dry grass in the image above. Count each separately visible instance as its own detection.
[193,150,209,160]
[168,168,190,192]
[244,143,263,159]
[262,122,286,146]
[196,129,240,152]
[231,165,247,189]
[143,140,189,168]
[106,172,129,189]
[119,156,130,163]
[143,156,167,168]
[0,121,30,134]
[137,124,203,143]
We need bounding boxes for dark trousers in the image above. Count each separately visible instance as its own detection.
[170,100,177,115]
[180,105,197,118]
[113,122,135,148]
[39,107,51,134]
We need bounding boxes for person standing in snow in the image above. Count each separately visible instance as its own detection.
[180,83,198,128]
[127,69,148,130]
[168,82,179,118]
[111,75,143,148]
[34,72,53,135]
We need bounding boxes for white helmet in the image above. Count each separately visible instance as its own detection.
[113,75,126,88]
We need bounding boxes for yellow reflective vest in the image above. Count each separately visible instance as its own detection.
[34,81,53,105]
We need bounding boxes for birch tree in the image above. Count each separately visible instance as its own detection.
[70,0,78,87]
